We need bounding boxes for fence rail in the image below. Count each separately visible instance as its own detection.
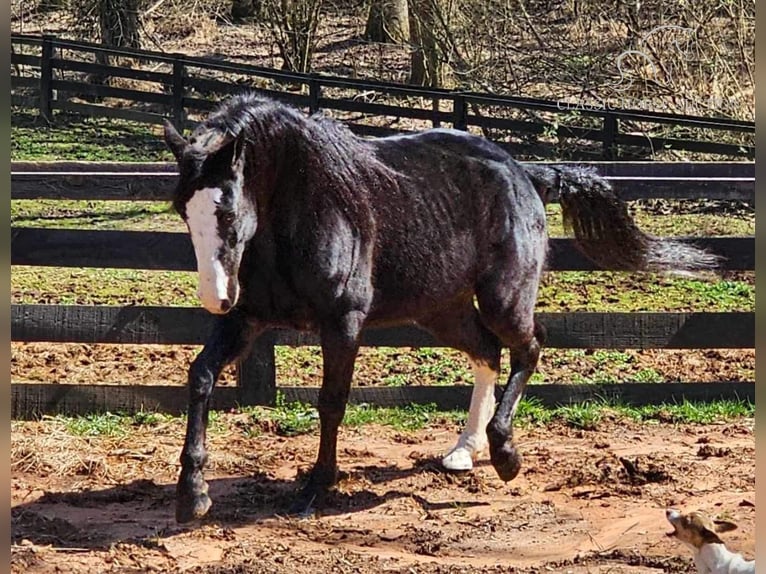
[10,161,755,418]
[11,33,755,160]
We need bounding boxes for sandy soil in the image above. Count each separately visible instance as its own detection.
[11,414,755,573]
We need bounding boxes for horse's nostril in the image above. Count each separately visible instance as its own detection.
[219,299,232,312]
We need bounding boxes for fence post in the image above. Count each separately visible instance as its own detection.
[432,97,441,128]
[308,76,320,114]
[39,35,55,122]
[236,333,277,407]
[602,114,618,159]
[172,54,186,129]
[452,93,467,130]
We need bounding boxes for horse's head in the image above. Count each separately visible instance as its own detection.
[164,121,257,314]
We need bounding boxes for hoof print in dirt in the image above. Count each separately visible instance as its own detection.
[618,456,672,485]
[696,444,732,458]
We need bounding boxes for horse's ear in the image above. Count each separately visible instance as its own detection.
[232,130,247,170]
[163,120,187,161]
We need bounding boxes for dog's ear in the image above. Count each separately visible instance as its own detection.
[713,519,738,534]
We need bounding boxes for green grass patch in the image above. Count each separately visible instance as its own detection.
[12,199,183,232]
[12,112,173,162]
[11,267,198,306]
[49,397,753,439]
[544,203,754,237]
[517,397,754,429]
[536,272,753,312]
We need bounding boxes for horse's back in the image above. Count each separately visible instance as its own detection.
[365,128,547,321]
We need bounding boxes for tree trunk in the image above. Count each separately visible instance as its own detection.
[364,0,409,44]
[91,0,141,89]
[99,0,141,51]
[231,0,261,21]
[408,0,451,87]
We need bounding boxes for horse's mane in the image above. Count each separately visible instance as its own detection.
[191,92,399,222]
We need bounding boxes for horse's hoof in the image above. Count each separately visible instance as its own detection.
[489,443,522,482]
[176,491,212,523]
[442,446,475,472]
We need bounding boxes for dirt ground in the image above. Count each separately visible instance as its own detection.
[11,413,755,573]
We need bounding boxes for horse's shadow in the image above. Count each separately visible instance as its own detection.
[12,456,488,550]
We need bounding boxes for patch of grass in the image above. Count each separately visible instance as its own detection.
[11,267,198,306]
[12,112,173,162]
[12,199,183,232]
[344,402,465,431]
[556,401,604,430]
[49,397,753,440]
[617,399,755,424]
[537,271,754,312]
[544,203,754,237]
[57,412,129,437]
[130,410,176,427]
[631,368,664,383]
[514,397,554,426]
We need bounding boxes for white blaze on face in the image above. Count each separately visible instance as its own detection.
[185,187,231,313]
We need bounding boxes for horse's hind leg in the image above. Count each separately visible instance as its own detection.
[176,310,258,523]
[419,302,501,472]
[477,266,545,482]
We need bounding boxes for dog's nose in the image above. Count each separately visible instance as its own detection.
[666,508,679,519]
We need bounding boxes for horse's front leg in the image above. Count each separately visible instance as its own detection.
[290,311,365,516]
[177,310,258,523]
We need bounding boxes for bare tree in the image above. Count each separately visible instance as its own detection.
[408,0,455,87]
[364,0,409,44]
[263,0,324,73]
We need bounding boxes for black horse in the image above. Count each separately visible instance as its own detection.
[163,93,717,523]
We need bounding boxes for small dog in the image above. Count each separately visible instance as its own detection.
[666,508,754,574]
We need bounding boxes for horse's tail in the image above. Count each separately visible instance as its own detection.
[521,164,720,274]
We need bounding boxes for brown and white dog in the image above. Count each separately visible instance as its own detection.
[666,508,754,574]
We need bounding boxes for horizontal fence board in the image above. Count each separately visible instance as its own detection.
[11,161,177,173]
[469,114,606,141]
[10,305,755,349]
[184,77,314,108]
[52,58,173,84]
[605,178,754,201]
[11,381,755,419]
[10,161,755,178]
[50,79,172,106]
[319,97,452,124]
[562,162,755,179]
[280,382,756,410]
[10,168,755,202]
[12,94,40,108]
[12,172,176,200]
[11,229,193,270]
[53,100,168,125]
[615,133,754,158]
[11,53,40,67]
[11,76,38,89]
[469,94,755,132]
[10,228,754,271]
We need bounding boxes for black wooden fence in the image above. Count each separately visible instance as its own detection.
[10,161,755,419]
[11,33,755,160]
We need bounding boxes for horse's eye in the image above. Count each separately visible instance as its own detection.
[219,212,235,225]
